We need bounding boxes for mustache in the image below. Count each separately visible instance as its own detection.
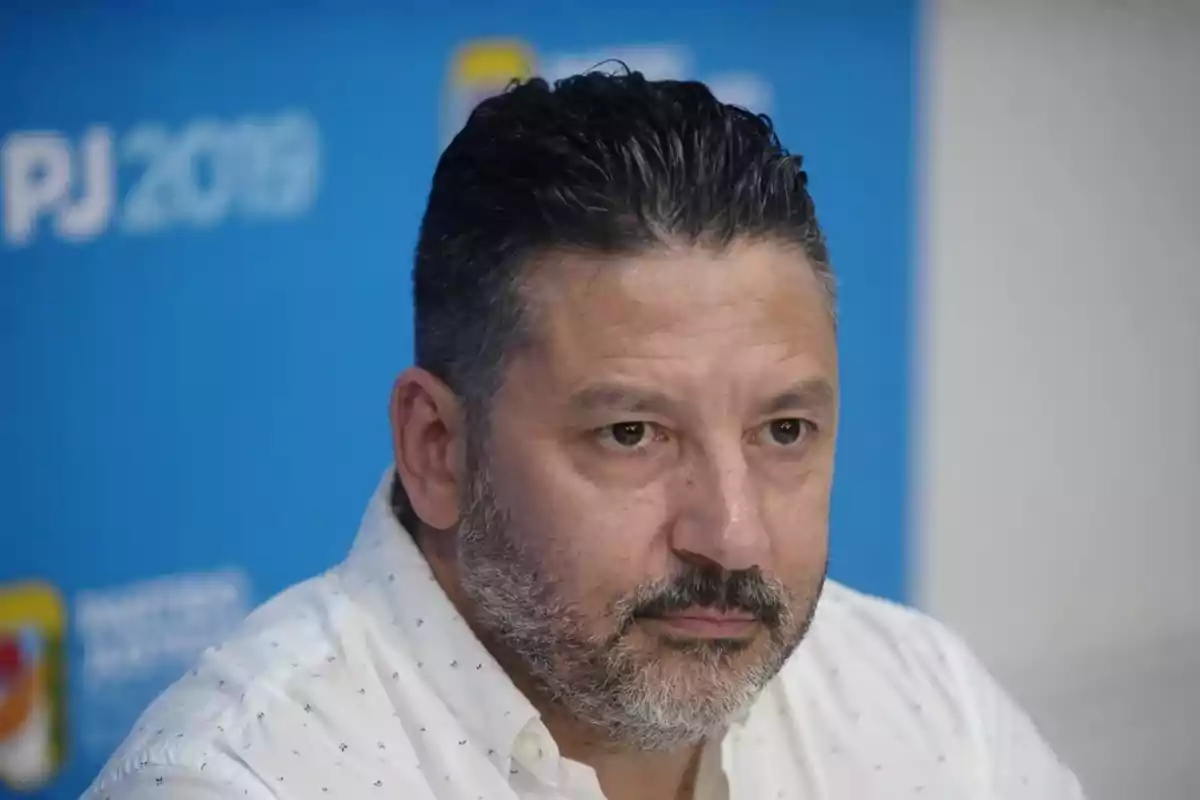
[627,564,788,628]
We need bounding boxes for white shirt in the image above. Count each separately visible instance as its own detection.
[83,471,1085,799]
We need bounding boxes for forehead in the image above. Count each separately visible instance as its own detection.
[513,241,837,397]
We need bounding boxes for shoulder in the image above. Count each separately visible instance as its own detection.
[804,580,977,672]
[82,571,431,798]
[777,580,989,732]
[766,581,1085,796]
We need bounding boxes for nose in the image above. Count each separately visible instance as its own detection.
[668,443,770,573]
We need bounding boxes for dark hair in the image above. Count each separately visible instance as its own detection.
[394,69,833,532]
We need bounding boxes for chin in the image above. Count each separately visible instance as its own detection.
[630,636,779,691]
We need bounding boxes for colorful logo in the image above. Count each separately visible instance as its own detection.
[0,582,67,792]
[440,39,537,146]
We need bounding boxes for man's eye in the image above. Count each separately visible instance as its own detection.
[766,418,812,446]
[601,422,650,449]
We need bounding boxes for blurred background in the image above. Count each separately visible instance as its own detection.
[1,1,1197,797]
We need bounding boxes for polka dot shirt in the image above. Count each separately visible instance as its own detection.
[82,471,1086,799]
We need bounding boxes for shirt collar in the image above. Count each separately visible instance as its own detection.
[339,469,541,769]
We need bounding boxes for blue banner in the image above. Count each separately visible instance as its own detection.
[0,4,915,795]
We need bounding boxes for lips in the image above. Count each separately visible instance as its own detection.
[660,609,756,623]
[638,606,760,638]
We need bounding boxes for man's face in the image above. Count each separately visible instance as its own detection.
[455,240,837,750]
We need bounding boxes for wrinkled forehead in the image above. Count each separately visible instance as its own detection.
[509,241,838,404]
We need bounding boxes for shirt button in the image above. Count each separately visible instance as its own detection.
[513,732,547,765]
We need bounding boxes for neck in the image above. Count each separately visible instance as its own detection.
[418,534,706,800]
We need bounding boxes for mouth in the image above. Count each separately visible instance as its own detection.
[636,606,760,639]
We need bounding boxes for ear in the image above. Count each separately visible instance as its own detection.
[389,367,466,532]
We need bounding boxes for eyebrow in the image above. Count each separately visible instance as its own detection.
[566,384,681,417]
[755,378,836,417]
[565,378,836,418]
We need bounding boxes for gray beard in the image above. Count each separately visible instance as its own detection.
[454,465,820,752]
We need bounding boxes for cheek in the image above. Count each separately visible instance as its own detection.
[762,467,832,572]
[489,440,670,609]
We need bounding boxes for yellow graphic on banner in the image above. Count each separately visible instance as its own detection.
[451,39,536,87]
[441,39,538,145]
[0,582,67,793]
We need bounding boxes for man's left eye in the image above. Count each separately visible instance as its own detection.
[766,419,811,446]
[608,422,649,448]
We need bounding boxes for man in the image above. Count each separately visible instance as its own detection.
[84,71,1085,799]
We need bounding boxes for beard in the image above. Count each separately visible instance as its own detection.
[454,455,827,752]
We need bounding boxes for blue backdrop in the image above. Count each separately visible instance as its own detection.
[0,3,916,795]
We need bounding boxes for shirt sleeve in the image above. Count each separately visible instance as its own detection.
[79,761,279,799]
[80,760,440,799]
